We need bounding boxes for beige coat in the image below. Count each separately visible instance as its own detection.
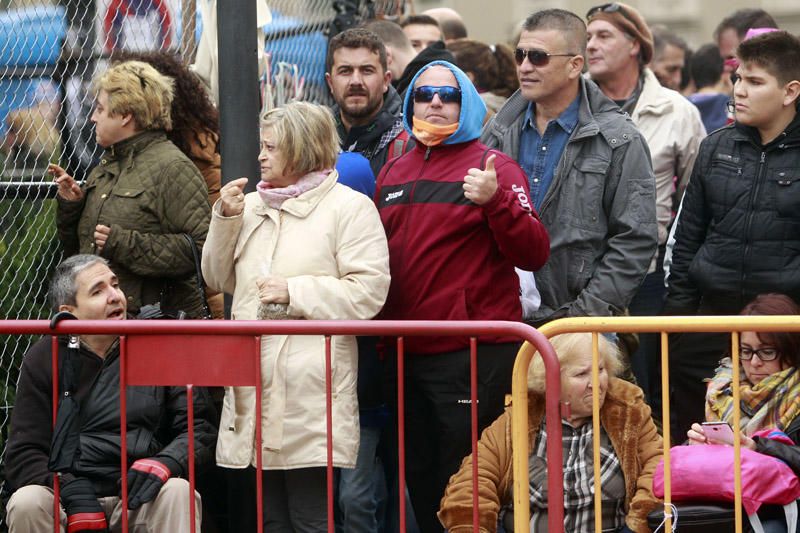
[202,171,390,470]
[631,69,706,256]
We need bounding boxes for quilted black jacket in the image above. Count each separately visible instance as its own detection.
[666,111,800,315]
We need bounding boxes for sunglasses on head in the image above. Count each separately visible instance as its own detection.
[514,48,576,67]
[412,85,462,104]
[586,3,638,26]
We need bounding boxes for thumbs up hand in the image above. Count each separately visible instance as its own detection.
[463,154,498,205]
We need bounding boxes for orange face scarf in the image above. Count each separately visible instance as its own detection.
[411,117,459,147]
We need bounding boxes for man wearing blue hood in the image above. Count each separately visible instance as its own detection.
[376,60,550,531]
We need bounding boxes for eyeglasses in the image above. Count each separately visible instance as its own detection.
[586,3,638,26]
[740,347,780,361]
[514,48,576,67]
[412,85,461,104]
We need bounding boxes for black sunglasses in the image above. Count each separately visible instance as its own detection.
[586,3,638,26]
[413,85,462,104]
[514,48,576,67]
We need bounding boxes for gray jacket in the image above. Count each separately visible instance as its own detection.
[480,78,657,322]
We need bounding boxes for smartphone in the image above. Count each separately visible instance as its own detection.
[702,421,735,445]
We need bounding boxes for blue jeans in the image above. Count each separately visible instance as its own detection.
[338,425,385,533]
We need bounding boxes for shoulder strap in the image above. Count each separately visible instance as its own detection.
[182,234,212,319]
[387,129,411,160]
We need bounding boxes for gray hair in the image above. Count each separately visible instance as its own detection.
[527,332,622,393]
[49,255,109,311]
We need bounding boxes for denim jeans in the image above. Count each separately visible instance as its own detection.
[338,425,385,533]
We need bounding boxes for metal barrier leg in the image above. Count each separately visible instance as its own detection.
[51,336,60,533]
[187,384,196,533]
[397,337,406,533]
[660,332,673,532]
[469,338,479,532]
[325,335,334,533]
[255,336,264,533]
[120,335,129,533]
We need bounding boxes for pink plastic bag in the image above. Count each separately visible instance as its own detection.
[653,444,800,515]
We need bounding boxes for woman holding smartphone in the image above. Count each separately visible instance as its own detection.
[687,293,800,532]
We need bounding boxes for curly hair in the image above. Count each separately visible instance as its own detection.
[448,40,519,97]
[112,51,219,156]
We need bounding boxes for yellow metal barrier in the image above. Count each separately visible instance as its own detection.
[511,315,800,533]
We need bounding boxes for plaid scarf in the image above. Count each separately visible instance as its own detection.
[706,357,800,435]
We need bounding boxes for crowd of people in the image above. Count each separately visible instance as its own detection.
[3,2,800,533]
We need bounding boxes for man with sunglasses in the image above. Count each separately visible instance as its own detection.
[376,60,549,532]
[482,9,657,330]
[586,2,705,402]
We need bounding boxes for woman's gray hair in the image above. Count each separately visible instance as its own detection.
[527,332,622,393]
[49,255,109,311]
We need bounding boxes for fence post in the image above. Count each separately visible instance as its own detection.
[217,0,261,318]
[217,0,260,192]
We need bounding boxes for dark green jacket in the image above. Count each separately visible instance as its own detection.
[57,131,211,316]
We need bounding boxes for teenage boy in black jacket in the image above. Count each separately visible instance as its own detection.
[666,31,800,442]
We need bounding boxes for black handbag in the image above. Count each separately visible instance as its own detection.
[183,233,212,319]
[647,503,751,533]
[154,234,212,319]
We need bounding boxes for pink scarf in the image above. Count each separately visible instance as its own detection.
[256,170,330,209]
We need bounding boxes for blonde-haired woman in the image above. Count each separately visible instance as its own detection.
[52,60,211,317]
[439,333,663,533]
[202,101,390,531]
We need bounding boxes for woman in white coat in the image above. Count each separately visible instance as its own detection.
[201,101,390,532]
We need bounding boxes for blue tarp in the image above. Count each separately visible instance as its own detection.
[0,4,65,67]
[0,5,65,135]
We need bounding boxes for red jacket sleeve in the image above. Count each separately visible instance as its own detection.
[481,150,550,271]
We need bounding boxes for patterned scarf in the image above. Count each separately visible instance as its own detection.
[256,169,330,209]
[706,357,800,435]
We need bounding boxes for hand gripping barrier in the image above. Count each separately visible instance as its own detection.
[1,319,563,533]
[510,315,800,533]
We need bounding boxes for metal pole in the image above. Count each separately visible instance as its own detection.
[217,0,260,193]
[217,0,260,318]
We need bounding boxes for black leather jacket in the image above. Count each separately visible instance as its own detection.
[4,336,217,497]
[666,112,800,315]
[755,415,800,476]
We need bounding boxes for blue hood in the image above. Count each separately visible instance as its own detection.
[402,60,486,145]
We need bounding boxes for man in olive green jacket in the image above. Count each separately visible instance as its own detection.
[52,60,210,317]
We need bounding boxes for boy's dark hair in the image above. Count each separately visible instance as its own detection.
[737,30,800,86]
[714,8,778,41]
[399,14,441,30]
[439,17,468,40]
[691,44,724,90]
[326,27,387,73]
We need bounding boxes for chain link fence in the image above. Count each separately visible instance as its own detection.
[0,0,404,529]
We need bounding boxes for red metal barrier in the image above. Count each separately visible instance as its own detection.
[1,319,562,533]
